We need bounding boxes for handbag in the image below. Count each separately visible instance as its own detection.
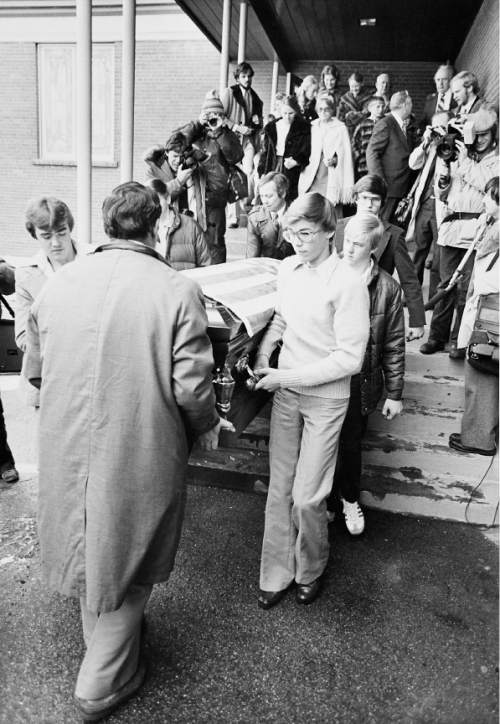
[226,165,248,204]
[467,290,499,376]
[0,294,23,373]
[394,174,419,226]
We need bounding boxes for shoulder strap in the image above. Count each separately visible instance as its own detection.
[0,294,15,318]
[486,249,499,272]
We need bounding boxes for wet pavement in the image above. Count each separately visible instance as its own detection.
[1,480,498,723]
[0,376,498,724]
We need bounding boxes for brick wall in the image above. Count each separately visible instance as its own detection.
[0,39,221,257]
[292,60,439,121]
[1,28,497,257]
[455,0,499,108]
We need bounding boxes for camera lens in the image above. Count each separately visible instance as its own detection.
[208,117,219,127]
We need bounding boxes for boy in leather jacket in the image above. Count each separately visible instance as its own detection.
[327,212,405,534]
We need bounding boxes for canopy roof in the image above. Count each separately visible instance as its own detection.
[175,0,483,69]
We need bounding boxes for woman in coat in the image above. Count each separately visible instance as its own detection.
[327,213,405,535]
[258,95,311,202]
[296,75,319,123]
[298,93,354,216]
[319,64,342,116]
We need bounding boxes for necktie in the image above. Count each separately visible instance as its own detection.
[436,94,446,112]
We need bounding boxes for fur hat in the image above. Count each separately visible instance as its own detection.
[201,89,225,116]
[469,108,497,133]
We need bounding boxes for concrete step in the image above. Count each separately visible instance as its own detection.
[188,437,498,526]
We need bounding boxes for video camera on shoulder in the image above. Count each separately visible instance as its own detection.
[432,119,475,163]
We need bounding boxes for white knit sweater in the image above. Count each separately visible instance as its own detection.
[258,251,370,398]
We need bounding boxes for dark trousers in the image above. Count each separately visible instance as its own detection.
[327,376,368,508]
[412,197,440,300]
[205,205,227,265]
[428,245,475,346]
[0,396,15,469]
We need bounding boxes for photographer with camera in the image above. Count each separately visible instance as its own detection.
[170,90,244,264]
[406,111,451,301]
[143,133,204,224]
[420,108,498,358]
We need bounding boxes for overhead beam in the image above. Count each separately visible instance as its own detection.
[247,0,291,70]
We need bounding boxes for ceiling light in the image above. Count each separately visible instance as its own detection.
[359,18,376,27]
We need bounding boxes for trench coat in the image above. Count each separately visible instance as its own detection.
[24,245,218,612]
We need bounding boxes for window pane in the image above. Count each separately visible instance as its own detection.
[38,43,115,164]
[38,44,75,161]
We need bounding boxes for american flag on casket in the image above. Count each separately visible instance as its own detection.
[181,257,280,339]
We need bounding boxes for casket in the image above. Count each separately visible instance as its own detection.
[182,257,280,434]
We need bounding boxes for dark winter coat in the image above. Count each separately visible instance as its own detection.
[359,260,405,415]
[258,116,311,200]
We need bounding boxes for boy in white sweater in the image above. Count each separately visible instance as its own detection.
[254,192,369,608]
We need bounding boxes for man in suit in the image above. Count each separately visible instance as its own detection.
[246,172,294,259]
[366,91,416,224]
[335,174,426,341]
[222,61,264,226]
[420,64,457,131]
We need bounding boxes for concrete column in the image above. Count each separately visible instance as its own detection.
[76,0,92,245]
[285,72,292,95]
[270,52,279,108]
[219,0,232,95]
[237,1,247,63]
[120,0,136,183]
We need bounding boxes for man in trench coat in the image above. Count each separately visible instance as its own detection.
[24,182,228,721]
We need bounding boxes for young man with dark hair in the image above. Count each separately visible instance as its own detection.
[222,61,264,225]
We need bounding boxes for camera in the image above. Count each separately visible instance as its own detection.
[434,120,475,163]
[180,146,209,170]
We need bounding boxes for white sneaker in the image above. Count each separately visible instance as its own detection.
[341,498,365,535]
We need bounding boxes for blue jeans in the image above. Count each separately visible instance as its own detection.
[260,389,348,591]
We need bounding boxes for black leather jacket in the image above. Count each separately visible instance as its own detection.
[359,259,405,415]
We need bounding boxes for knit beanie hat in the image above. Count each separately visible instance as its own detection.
[201,89,225,116]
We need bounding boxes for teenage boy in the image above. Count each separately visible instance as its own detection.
[328,213,405,534]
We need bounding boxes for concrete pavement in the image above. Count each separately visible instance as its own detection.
[0,376,498,723]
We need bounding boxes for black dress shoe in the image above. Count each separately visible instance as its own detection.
[296,578,322,605]
[448,343,466,359]
[258,588,288,610]
[420,339,445,355]
[449,432,496,457]
[74,660,146,722]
